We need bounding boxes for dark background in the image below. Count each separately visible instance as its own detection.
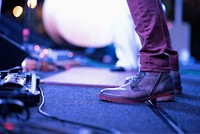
[1,0,200,61]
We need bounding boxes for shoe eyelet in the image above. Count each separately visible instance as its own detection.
[140,73,145,77]
[131,83,136,88]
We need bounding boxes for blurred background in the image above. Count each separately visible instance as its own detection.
[0,0,200,69]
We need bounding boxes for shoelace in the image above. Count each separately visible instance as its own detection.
[129,72,145,88]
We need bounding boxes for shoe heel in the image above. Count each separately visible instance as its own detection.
[157,91,175,102]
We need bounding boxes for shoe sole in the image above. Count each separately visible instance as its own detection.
[98,91,175,104]
[157,91,175,102]
[157,86,182,101]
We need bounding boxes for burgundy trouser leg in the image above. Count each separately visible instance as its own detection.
[127,0,179,72]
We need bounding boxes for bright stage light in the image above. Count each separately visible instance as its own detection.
[162,3,167,13]
[13,6,23,17]
[34,45,40,51]
[27,0,37,9]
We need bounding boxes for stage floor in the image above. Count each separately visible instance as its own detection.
[3,64,200,134]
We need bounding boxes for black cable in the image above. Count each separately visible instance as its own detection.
[0,80,31,121]
[0,98,30,122]
[1,87,31,121]
[148,100,185,134]
[37,85,121,134]
[15,105,30,121]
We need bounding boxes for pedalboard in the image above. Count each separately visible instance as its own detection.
[0,67,40,106]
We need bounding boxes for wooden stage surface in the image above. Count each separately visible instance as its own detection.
[41,67,136,87]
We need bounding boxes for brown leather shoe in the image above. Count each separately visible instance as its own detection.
[124,70,182,101]
[98,72,175,104]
